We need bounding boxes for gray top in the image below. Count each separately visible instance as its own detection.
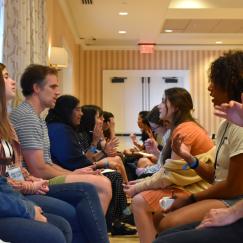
[10,101,52,165]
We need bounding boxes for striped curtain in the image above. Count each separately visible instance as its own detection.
[0,0,3,62]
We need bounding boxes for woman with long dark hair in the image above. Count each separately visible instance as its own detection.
[135,106,170,177]
[79,105,128,182]
[102,111,115,140]
[129,111,152,150]
[126,87,214,243]
[46,96,136,235]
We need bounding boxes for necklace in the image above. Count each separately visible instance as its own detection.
[214,122,229,171]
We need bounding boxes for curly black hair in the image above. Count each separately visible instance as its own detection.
[209,50,243,102]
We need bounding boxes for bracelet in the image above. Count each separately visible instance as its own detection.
[89,146,97,153]
[189,157,199,169]
[104,161,109,169]
[182,157,199,170]
[182,159,198,170]
[189,193,197,203]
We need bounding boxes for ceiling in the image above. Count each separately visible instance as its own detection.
[59,0,243,49]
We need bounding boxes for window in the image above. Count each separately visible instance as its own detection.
[0,0,4,62]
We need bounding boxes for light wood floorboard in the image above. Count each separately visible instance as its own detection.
[109,235,139,243]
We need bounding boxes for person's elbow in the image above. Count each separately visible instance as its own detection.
[26,162,50,179]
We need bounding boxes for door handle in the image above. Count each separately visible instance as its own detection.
[142,77,144,110]
[148,77,150,110]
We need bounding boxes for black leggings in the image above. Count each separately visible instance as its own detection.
[104,171,127,228]
[154,220,243,243]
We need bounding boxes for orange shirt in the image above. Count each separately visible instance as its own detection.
[172,121,214,156]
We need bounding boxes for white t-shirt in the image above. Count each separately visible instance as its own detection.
[215,120,243,182]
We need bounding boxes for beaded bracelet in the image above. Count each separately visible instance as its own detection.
[89,146,97,153]
[182,157,199,170]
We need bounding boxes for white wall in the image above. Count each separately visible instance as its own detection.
[103,69,189,134]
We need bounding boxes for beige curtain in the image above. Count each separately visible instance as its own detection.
[0,0,3,61]
[3,0,48,105]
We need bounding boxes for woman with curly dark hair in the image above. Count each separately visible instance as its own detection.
[154,50,243,240]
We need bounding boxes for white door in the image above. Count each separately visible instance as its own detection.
[103,73,143,134]
[103,70,190,134]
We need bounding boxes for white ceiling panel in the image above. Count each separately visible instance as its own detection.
[59,0,243,48]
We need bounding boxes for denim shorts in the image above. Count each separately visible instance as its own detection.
[222,195,243,207]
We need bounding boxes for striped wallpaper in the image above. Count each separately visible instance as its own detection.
[79,49,225,135]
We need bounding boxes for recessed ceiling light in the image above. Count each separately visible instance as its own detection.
[118,30,127,34]
[119,12,128,16]
[215,41,223,44]
[164,29,173,33]
[170,0,205,9]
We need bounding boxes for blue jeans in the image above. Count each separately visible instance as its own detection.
[0,213,72,243]
[27,182,109,243]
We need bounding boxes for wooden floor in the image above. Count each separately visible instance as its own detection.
[109,235,139,243]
